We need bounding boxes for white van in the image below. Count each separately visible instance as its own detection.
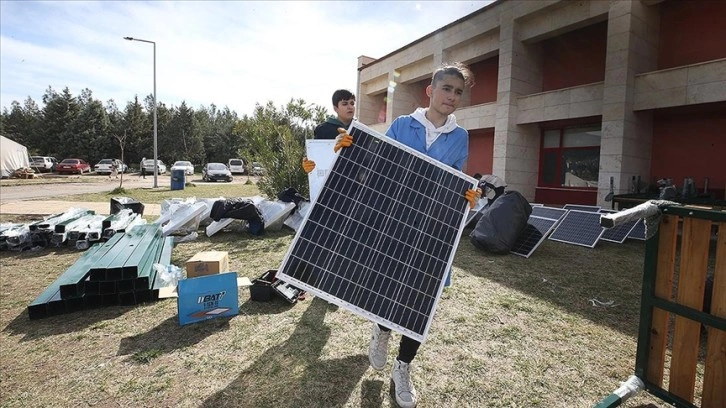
[228,158,245,174]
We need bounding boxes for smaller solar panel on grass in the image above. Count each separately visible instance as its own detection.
[531,206,568,222]
[563,204,601,212]
[465,200,488,227]
[510,216,558,258]
[628,219,646,240]
[598,209,639,244]
[548,210,605,248]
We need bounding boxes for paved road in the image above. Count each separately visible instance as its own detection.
[0,174,164,203]
[0,173,254,215]
[0,172,252,203]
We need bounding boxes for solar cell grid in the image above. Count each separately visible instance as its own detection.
[548,210,605,248]
[278,121,476,342]
[510,216,558,258]
[628,219,646,240]
[598,209,639,243]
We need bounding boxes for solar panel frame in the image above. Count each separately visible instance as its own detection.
[277,121,476,343]
[598,209,639,243]
[510,215,558,258]
[562,204,602,212]
[548,209,605,248]
[628,219,646,240]
[531,206,568,223]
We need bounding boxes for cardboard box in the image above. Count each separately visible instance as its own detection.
[177,272,239,326]
[185,251,229,278]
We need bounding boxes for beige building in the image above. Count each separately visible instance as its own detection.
[356,0,726,207]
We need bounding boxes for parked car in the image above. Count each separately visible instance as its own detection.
[56,158,91,174]
[141,159,167,174]
[171,160,194,176]
[250,161,265,176]
[94,159,127,175]
[30,156,57,173]
[228,158,245,174]
[202,162,233,182]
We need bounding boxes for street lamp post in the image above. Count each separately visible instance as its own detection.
[123,36,158,188]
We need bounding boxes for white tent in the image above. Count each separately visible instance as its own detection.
[0,135,31,178]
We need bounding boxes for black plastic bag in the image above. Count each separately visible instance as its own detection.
[469,190,531,254]
[110,196,145,216]
[210,198,265,235]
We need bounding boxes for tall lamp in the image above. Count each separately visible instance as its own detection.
[123,36,158,188]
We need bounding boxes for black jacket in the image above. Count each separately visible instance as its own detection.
[314,117,349,139]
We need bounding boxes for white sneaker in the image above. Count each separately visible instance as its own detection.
[368,323,391,370]
[391,359,418,408]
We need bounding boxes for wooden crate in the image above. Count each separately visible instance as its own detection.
[638,206,725,408]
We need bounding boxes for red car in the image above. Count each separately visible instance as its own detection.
[56,158,92,174]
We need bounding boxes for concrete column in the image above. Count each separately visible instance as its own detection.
[357,91,384,125]
[388,71,419,120]
[600,0,660,205]
[356,56,380,124]
[492,10,543,200]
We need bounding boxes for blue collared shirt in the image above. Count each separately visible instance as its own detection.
[386,115,469,171]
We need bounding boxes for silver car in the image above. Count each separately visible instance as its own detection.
[141,159,167,174]
[171,160,194,175]
[94,159,128,175]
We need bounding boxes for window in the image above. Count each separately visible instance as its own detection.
[539,125,601,188]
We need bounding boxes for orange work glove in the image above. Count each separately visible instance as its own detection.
[302,158,316,173]
[464,188,482,209]
[333,127,353,153]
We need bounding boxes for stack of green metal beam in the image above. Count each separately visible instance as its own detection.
[27,224,174,319]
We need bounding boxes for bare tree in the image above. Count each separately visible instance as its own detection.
[115,130,128,189]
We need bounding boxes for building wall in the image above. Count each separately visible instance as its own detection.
[658,0,726,69]
[466,128,494,176]
[541,21,607,91]
[651,104,726,198]
[470,57,499,104]
[356,0,726,207]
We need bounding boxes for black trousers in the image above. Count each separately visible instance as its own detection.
[378,324,421,363]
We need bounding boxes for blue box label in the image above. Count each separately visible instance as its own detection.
[177,272,239,326]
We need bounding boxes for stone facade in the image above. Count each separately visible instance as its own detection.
[356,0,726,206]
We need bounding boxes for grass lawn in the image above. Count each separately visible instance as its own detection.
[0,186,682,407]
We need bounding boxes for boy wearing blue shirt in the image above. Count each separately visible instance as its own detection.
[369,62,475,408]
[312,63,477,408]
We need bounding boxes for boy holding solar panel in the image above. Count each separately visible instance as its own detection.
[306,62,477,408]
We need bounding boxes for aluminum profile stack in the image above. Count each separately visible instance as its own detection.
[29,209,96,248]
[27,224,174,319]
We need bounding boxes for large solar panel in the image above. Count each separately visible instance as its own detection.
[548,210,605,248]
[598,209,639,244]
[510,216,558,258]
[531,206,568,222]
[277,121,476,342]
[563,204,601,212]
